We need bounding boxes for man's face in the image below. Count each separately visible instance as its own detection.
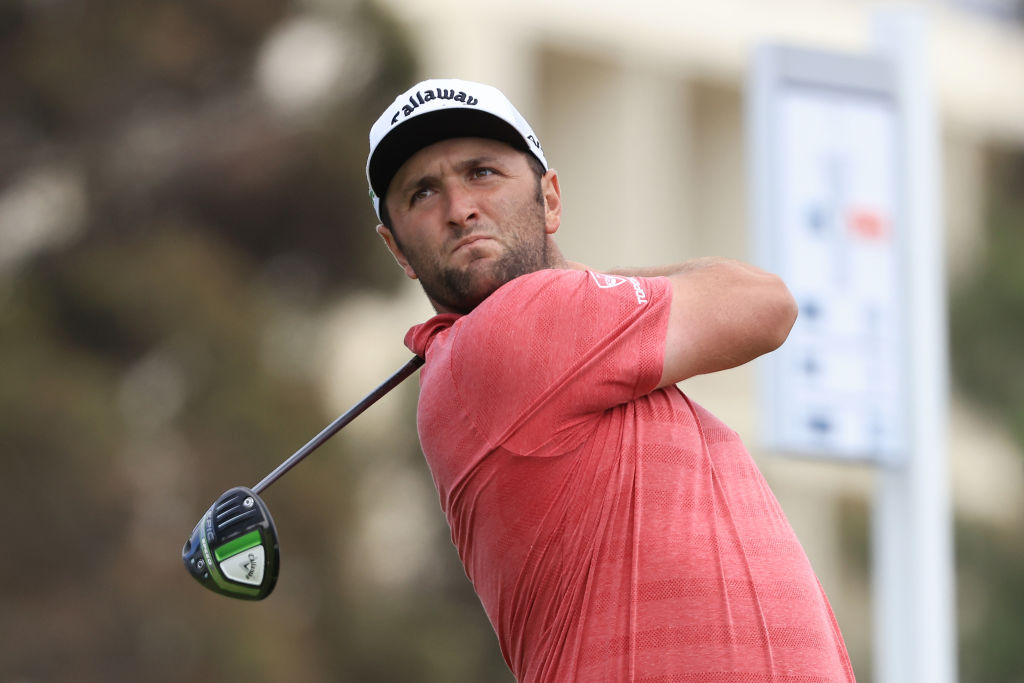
[378,137,561,315]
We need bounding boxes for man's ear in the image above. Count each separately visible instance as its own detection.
[376,224,418,280]
[541,169,562,235]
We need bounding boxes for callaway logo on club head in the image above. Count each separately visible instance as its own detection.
[242,553,258,580]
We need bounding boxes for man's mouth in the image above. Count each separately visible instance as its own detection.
[452,235,494,255]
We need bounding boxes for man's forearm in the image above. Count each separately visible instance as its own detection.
[605,257,731,279]
[565,257,775,283]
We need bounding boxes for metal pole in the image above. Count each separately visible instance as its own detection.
[871,10,957,683]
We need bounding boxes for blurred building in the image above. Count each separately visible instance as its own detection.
[353,0,1024,675]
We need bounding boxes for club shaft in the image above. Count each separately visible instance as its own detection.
[252,355,424,494]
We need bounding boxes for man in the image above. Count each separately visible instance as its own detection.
[366,78,855,682]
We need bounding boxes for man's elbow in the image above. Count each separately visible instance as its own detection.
[764,278,798,353]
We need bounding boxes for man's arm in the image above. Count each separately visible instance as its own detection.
[572,258,798,388]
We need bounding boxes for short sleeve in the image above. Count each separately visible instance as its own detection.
[447,269,672,455]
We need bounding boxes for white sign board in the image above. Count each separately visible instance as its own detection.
[749,46,908,465]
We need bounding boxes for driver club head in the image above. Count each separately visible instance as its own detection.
[182,487,279,600]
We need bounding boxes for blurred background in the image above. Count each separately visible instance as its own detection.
[1,0,1022,681]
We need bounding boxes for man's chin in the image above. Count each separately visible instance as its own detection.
[421,275,498,315]
[428,255,540,313]
[455,280,504,313]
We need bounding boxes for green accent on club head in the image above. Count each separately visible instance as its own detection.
[201,533,261,597]
[214,530,262,562]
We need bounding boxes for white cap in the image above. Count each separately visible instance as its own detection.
[366,78,548,222]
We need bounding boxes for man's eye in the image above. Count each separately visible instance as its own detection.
[410,187,433,204]
[471,167,496,179]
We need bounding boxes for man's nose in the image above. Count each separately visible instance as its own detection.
[444,183,479,227]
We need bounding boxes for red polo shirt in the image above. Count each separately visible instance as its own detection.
[405,268,854,682]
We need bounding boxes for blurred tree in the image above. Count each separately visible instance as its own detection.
[0,0,413,293]
[0,1,514,681]
[951,152,1024,446]
[949,150,1024,683]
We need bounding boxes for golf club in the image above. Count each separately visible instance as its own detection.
[182,355,425,600]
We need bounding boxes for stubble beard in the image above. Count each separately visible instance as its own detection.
[399,182,554,315]
[434,227,550,314]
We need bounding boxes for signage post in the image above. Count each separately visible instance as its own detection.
[748,9,955,682]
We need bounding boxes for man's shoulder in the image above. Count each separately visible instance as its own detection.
[465,268,577,316]
[479,268,660,316]
[499,267,582,296]
[405,271,583,355]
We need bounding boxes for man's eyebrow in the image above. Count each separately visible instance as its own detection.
[396,155,505,197]
[456,155,501,171]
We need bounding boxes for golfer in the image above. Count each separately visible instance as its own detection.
[366,78,855,682]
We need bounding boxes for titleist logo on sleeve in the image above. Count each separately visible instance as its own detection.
[390,88,480,125]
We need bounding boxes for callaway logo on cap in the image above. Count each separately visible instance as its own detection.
[366,78,548,222]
